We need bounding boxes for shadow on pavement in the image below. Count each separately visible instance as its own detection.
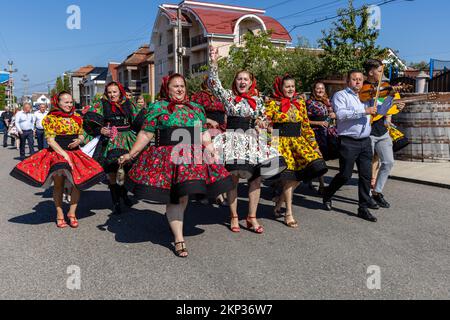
[9,190,112,225]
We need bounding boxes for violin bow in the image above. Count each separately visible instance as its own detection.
[372,64,385,109]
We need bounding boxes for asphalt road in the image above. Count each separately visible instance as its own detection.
[0,143,448,300]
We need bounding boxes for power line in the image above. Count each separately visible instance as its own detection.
[265,0,298,10]
[15,22,153,93]
[10,37,148,54]
[288,0,405,33]
[277,0,344,20]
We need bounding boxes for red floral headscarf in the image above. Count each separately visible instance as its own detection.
[104,81,128,114]
[159,73,194,113]
[272,75,302,113]
[49,91,82,126]
[232,70,258,111]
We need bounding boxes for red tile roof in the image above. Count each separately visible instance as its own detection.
[162,2,291,42]
[72,65,95,77]
[121,45,153,66]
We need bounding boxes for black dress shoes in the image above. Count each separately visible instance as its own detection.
[368,200,380,210]
[358,208,377,222]
[372,193,390,208]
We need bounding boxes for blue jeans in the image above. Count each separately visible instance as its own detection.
[371,132,395,194]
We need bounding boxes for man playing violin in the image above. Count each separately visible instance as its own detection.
[322,70,386,222]
[364,59,406,209]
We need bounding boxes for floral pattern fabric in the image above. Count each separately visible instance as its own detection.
[10,114,105,190]
[43,114,83,138]
[306,99,338,161]
[126,100,233,204]
[191,90,227,133]
[266,99,321,177]
[141,101,207,133]
[208,66,284,179]
[83,99,140,173]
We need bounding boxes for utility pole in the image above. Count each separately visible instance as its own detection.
[4,61,18,108]
[21,74,30,103]
[177,4,184,75]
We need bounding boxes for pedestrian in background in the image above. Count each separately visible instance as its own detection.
[1,106,15,148]
[34,103,49,150]
[15,103,36,160]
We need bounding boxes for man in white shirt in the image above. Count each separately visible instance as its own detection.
[322,70,393,222]
[34,104,48,150]
[16,103,36,160]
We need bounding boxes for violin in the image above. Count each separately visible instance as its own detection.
[359,82,413,102]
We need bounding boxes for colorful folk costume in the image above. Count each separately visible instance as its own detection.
[306,93,339,161]
[82,82,140,210]
[10,96,105,190]
[191,78,227,134]
[208,66,286,181]
[371,92,409,152]
[265,77,328,182]
[125,74,234,204]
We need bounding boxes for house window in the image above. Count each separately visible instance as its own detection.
[159,34,162,46]
[158,60,163,75]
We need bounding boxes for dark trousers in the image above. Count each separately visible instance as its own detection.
[3,128,15,147]
[36,128,46,150]
[19,130,35,158]
[325,136,373,209]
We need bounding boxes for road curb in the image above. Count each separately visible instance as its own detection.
[327,166,450,190]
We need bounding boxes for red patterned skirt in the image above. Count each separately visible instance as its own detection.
[126,143,234,204]
[10,147,105,191]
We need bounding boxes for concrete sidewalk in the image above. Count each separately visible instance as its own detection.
[327,159,450,189]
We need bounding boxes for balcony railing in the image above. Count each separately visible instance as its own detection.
[191,34,207,47]
[192,61,208,74]
[129,80,142,89]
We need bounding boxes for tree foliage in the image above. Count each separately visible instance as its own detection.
[318,0,388,77]
[0,85,6,110]
[408,61,429,70]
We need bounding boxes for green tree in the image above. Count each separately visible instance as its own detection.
[408,61,429,70]
[218,31,287,95]
[283,48,325,92]
[318,0,388,77]
[63,73,71,92]
[56,76,64,93]
[0,85,6,110]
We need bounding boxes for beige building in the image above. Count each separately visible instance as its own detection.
[151,0,292,88]
[117,45,155,99]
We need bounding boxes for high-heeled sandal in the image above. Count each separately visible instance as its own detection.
[67,215,79,229]
[174,242,188,258]
[230,214,241,233]
[246,216,264,234]
[284,213,299,229]
[56,218,68,229]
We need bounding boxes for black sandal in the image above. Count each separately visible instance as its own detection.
[174,242,188,258]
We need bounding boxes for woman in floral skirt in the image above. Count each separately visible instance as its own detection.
[208,46,286,234]
[120,73,233,258]
[83,82,140,214]
[305,81,338,193]
[191,77,229,206]
[266,75,327,228]
[10,92,105,228]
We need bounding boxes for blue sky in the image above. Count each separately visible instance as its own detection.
[0,0,448,94]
